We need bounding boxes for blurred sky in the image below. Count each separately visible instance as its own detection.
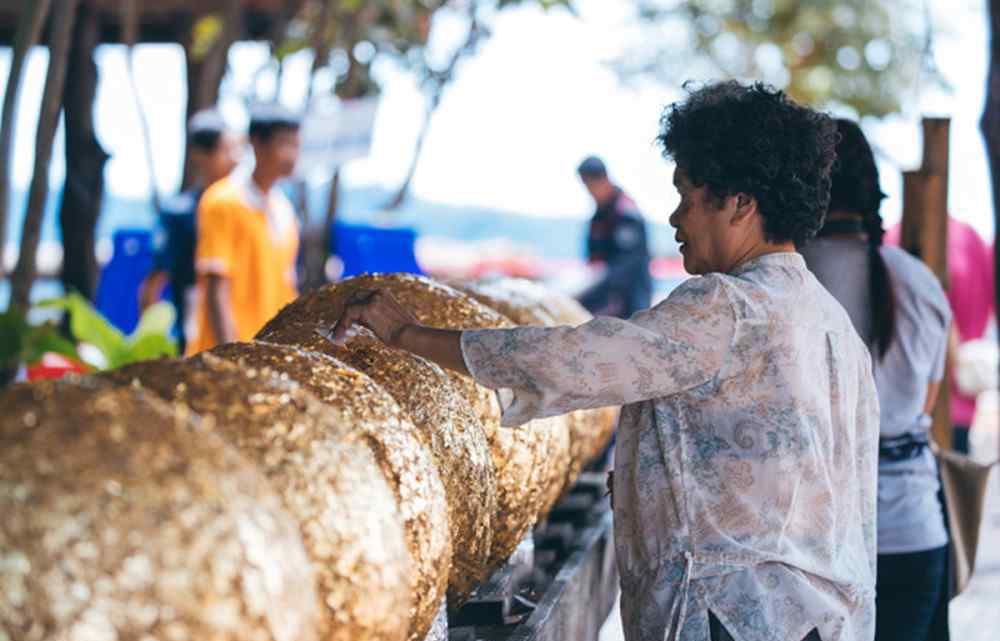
[0,0,994,239]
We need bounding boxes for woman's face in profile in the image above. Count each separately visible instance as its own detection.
[669,168,735,275]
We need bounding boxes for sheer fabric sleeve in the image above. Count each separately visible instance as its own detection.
[461,275,736,426]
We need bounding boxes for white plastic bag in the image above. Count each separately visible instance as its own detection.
[956,338,999,398]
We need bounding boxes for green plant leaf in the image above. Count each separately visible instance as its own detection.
[0,307,27,368]
[190,14,223,61]
[39,294,127,368]
[122,333,177,366]
[22,325,83,367]
[130,301,176,342]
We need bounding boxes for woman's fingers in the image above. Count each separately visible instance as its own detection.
[331,305,362,342]
[327,289,416,347]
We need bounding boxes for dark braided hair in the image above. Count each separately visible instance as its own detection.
[825,118,896,359]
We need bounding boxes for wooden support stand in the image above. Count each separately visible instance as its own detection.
[450,561,519,628]
[901,117,954,449]
[449,475,617,641]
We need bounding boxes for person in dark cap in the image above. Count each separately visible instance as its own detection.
[139,109,242,352]
[576,156,652,318]
[186,104,302,354]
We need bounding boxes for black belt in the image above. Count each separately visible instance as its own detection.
[879,432,930,462]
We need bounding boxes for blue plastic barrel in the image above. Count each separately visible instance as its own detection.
[332,222,422,277]
[95,229,154,333]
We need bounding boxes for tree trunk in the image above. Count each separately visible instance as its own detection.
[181,0,242,188]
[387,12,481,210]
[0,0,52,277]
[10,0,79,310]
[124,0,161,213]
[982,0,1000,470]
[386,96,436,209]
[303,0,335,108]
[58,3,108,302]
[299,170,339,291]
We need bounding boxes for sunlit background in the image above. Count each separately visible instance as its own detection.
[0,0,994,308]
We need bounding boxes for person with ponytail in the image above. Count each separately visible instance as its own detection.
[801,118,952,641]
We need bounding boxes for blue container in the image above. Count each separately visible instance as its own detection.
[333,222,422,277]
[95,229,154,334]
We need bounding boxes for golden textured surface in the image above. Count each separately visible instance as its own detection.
[460,277,619,490]
[0,379,321,641]
[100,356,416,641]
[448,278,575,519]
[258,273,544,568]
[206,341,455,634]
[449,277,559,327]
[239,334,496,607]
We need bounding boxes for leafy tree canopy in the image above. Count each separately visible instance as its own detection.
[615,0,942,117]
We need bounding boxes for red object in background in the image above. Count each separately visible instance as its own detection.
[26,353,89,381]
[468,256,548,279]
[650,256,687,279]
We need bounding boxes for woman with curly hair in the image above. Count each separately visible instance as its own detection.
[801,119,951,641]
[329,81,879,641]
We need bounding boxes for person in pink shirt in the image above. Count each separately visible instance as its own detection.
[886,217,995,453]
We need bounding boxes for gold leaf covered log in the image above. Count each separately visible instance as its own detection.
[258,273,544,568]
[100,356,420,641]
[448,279,576,517]
[206,341,463,625]
[234,336,495,607]
[0,380,321,641]
[454,277,619,494]
[449,277,560,327]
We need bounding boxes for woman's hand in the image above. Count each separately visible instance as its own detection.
[324,288,470,376]
[330,289,420,348]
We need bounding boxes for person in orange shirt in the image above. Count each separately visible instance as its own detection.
[186,105,302,355]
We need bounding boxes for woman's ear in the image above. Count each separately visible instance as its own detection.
[730,193,758,226]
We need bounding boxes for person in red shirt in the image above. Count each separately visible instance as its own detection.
[886,217,995,453]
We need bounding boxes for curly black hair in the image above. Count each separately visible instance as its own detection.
[657,81,838,246]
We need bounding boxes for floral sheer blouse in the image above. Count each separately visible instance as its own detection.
[461,253,879,641]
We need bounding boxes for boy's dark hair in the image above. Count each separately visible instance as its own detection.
[577,155,608,179]
[656,81,838,246]
[188,109,227,152]
[248,103,301,143]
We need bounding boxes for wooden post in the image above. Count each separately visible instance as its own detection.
[9,0,79,309]
[922,118,952,180]
[0,0,53,276]
[983,0,1000,474]
[181,0,242,189]
[58,3,109,301]
[900,118,953,449]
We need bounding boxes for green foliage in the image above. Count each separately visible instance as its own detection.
[37,293,177,370]
[190,14,225,62]
[280,0,576,100]
[0,307,81,373]
[618,0,942,118]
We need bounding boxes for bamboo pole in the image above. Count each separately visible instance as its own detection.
[0,0,53,276]
[9,0,80,309]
